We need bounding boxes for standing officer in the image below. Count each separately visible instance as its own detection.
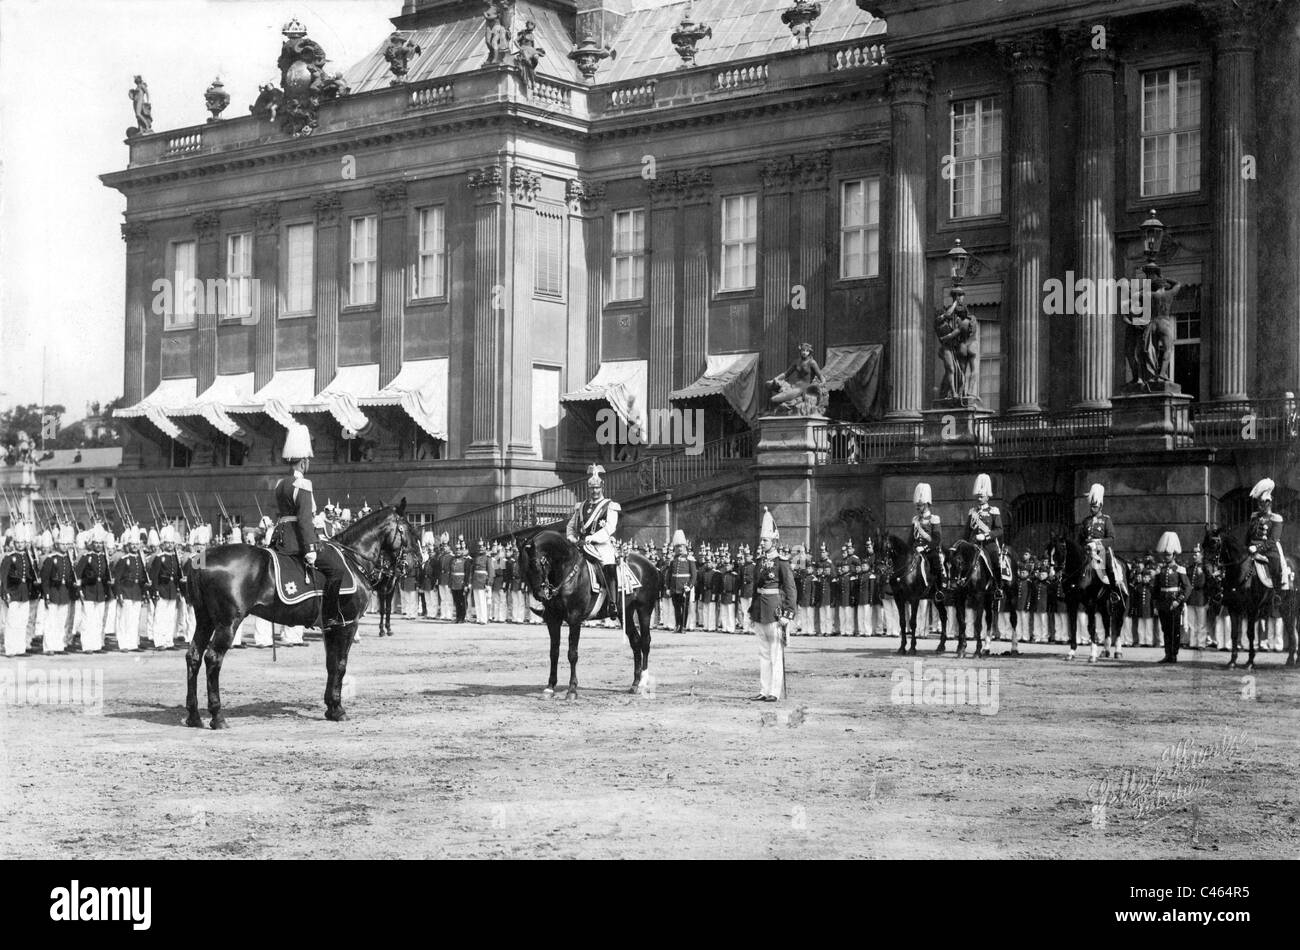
[437,534,453,620]
[74,526,114,653]
[148,524,183,649]
[449,537,469,623]
[664,529,695,634]
[470,540,490,624]
[748,508,796,702]
[40,523,76,654]
[112,526,152,652]
[1153,532,1191,663]
[1,521,38,656]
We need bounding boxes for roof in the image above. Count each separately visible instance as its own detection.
[603,0,882,83]
[344,0,882,91]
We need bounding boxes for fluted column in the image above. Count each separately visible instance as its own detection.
[313,194,342,394]
[467,166,504,459]
[565,180,601,435]
[648,192,676,413]
[1201,0,1260,401]
[507,167,540,456]
[796,151,830,359]
[121,222,149,405]
[376,182,408,389]
[253,202,280,392]
[679,170,713,390]
[999,33,1053,414]
[761,157,795,381]
[193,212,220,394]
[1069,26,1117,408]
[886,59,931,419]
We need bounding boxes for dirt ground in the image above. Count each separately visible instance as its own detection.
[1,614,1296,859]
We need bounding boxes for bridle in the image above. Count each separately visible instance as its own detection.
[527,545,583,603]
[334,518,414,589]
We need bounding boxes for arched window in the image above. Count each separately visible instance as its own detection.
[1008,492,1071,556]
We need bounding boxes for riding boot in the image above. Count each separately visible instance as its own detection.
[602,564,620,621]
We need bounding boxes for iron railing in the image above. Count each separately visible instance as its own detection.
[1190,397,1299,447]
[429,431,756,542]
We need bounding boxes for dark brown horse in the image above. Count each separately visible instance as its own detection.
[878,534,946,655]
[949,540,1009,659]
[516,530,662,698]
[184,501,420,727]
[1045,534,1127,662]
[1202,524,1272,670]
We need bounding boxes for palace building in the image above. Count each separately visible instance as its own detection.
[103,0,1298,555]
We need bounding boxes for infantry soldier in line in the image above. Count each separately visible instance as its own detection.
[737,543,756,634]
[449,537,469,623]
[74,526,114,653]
[470,540,490,624]
[40,523,76,654]
[663,530,695,633]
[749,509,796,702]
[490,542,507,622]
[1080,483,1127,598]
[112,526,152,652]
[147,524,183,650]
[1,521,39,656]
[437,534,454,620]
[1153,532,1191,663]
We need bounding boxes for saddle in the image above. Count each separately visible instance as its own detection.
[1251,556,1273,588]
[266,542,359,606]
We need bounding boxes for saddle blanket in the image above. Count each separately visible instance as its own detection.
[584,560,641,594]
[267,542,360,605]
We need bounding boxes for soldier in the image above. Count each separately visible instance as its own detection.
[718,555,738,633]
[470,540,490,624]
[664,530,695,634]
[112,526,152,652]
[490,542,507,622]
[737,544,756,634]
[698,554,717,632]
[911,483,947,593]
[966,473,1008,583]
[814,558,831,636]
[1246,478,1286,595]
[73,526,113,653]
[855,544,877,637]
[1153,533,1191,663]
[147,524,183,649]
[1133,556,1156,648]
[565,464,622,623]
[40,524,76,654]
[1080,483,1127,597]
[834,557,852,636]
[269,424,346,633]
[1013,553,1035,643]
[449,537,469,623]
[437,535,454,620]
[654,543,672,630]
[1185,543,1209,649]
[795,553,815,635]
[1,521,39,656]
[748,508,796,702]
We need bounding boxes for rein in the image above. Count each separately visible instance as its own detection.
[531,549,584,603]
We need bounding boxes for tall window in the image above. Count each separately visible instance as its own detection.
[977,316,1001,411]
[611,209,646,301]
[283,223,314,314]
[950,97,1002,218]
[167,240,197,328]
[1141,66,1201,197]
[840,178,880,279]
[225,232,253,321]
[349,215,378,306]
[1173,284,1201,399]
[532,365,561,460]
[535,206,565,297]
[415,206,445,298]
[720,194,757,291]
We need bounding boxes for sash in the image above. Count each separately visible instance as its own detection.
[970,509,992,537]
[912,518,932,544]
[580,497,611,535]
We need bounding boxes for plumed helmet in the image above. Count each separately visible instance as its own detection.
[147,527,160,548]
[671,528,688,548]
[37,528,53,549]
[760,507,779,542]
[282,422,314,461]
[973,473,992,497]
[1088,483,1105,506]
[587,463,605,488]
[1156,531,1182,555]
[59,523,75,546]
[159,524,177,545]
[913,483,932,505]
[1250,477,1274,501]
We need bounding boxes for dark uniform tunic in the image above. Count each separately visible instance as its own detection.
[965,501,1004,573]
[41,551,75,606]
[74,550,114,603]
[1245,509,1284,586]
[270,470,346,626]
[1153,561,1191,660]
[2,549,38,602]
[148,551,183,601]
[448,553,469,622]
[113,551,152,601]
[747,556,797,625]
[911,510,944,587]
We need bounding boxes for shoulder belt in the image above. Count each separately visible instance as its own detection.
[970,508,992,535]
[580,497,611,533]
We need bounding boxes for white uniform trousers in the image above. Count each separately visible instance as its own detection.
[1185,604,1207,648]
[509,589,525,623]
[837,605,852,635]
[525,590,540,623]
[402,588,420,619]
[1030,611,1049,644]
[43,601,71,653]
[855,603,871,637]
[103,598,119,647]
[152,598,179,648]
[140,599,155,646]
[738,596,753,633]
[27,599,42,650]
[116,599,143,651]
[472,588,489,624]
[685,592,696,631]
[4,599,31,655]
[720,603,736,633]
[438,584,452,620]
[817,604,832,635]
[1138,616,1155,648]
[279,623,304,645]
[996,609,1016,641]
[490,589,504,622]
[249,614,274,647]
[79,601,106,652]
[180,601,195,643]
[753,621,785,699]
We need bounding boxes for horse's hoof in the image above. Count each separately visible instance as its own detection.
[564,690,577,701]
[325,707,349,722]
[629,685,639,694]
[1226,660,1237,669]
[935,644,946,654]
[907,646,917,656]
[897,647,908,655]
[209,716,227,730]
[1245,661,1256,671]
[184,713,204,728]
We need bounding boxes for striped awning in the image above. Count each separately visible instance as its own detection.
[362,359,448,440]
[561,360,647,429]
[114,378,197,441]
[669,352,760,425]
[306,364,378,434]
[173,373,254,440]
[228,368,316,429]
[821,344,884,418]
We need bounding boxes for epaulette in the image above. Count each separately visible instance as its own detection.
[988,506,1000,515]
[607,500,622,512]
[1270,513,1282,522]
[930,513,941,523]
[1176,564,1187,574]
[295,476,313,492]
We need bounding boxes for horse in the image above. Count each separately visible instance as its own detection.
[1045,534,1127,662]
[878,534,946,655]
[184,501,421,727]
[516,530,663,698]
[372,546,420,637]
[1202,524,1273,670]
[948,540,1009,658]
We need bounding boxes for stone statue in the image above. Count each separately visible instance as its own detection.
[1123,265,1183,393]
[383,31,423,84]
[484,1,516,64]
[768,342,827,415]
[514,20,546,91]
[204,77,230,122]
[250,19,350,137]
[935,289,980,406]
[127,76,153,137]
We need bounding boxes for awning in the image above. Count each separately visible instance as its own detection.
[228,368,317,428]
[305,364,378,433]
[362,359,448,440]
[669,352,760,425]
[114,378,198,441]
[172,372,254,440]
[821,344,884,419]
[560,360,647,428]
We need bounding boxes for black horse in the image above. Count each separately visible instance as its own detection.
[517,530,662,698]
[878,534,946,655]
[949,540,1010,659]
[184,501,420,727]
[1046,534,1127,662]
[1202,524,1272,670]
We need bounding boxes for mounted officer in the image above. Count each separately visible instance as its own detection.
[268,423,345,630]
[1246,477,1287,592]
[911,482,947,589]
[966,473,1007,582]
[1080,482,1127,597]
[566,463,622,620]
